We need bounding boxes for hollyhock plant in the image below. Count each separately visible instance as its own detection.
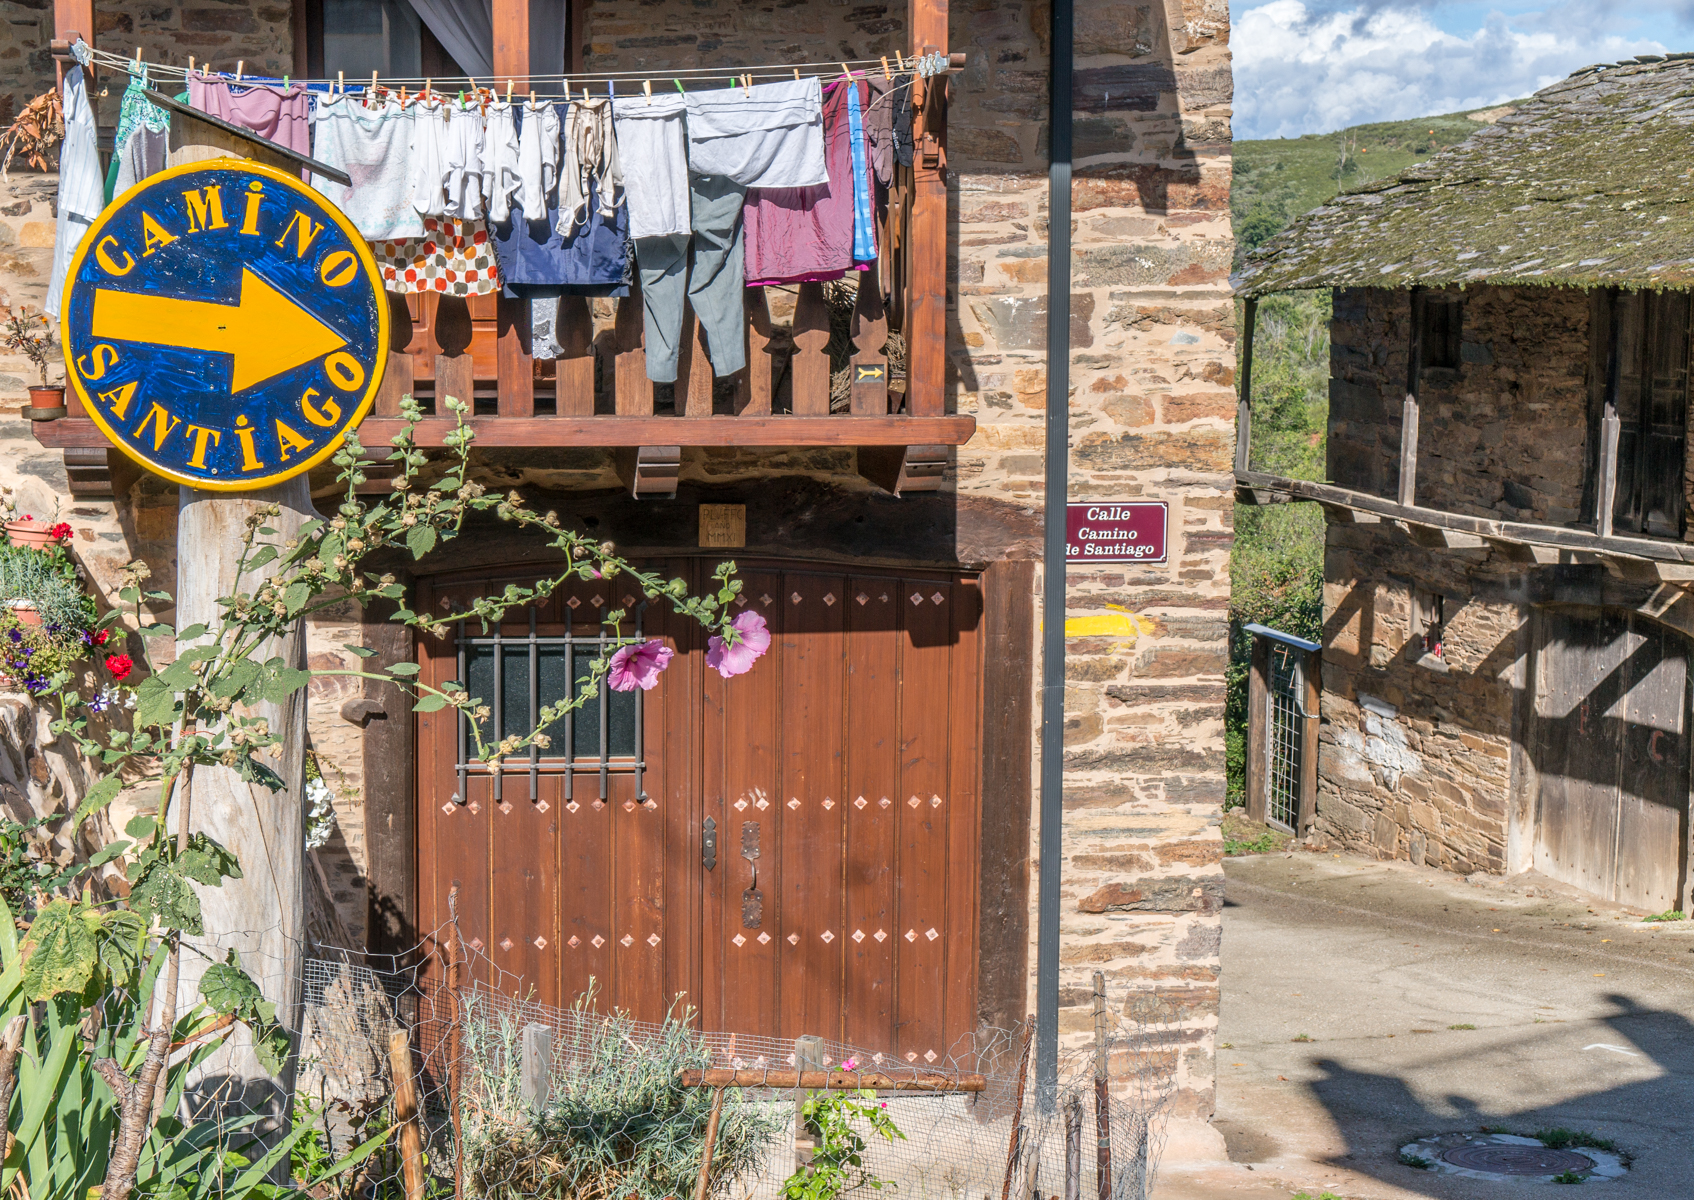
[705,610,770,679]
[606,639,674,692]
[104,653,133,680]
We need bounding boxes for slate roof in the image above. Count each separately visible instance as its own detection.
[1235,54,1694,296]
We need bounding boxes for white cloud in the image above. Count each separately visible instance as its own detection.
[1234,0,1669,139]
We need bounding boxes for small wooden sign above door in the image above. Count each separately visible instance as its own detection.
[1065,502,1168,562]
[699,504,747,547]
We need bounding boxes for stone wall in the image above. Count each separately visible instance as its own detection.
[1328,285,1592,516]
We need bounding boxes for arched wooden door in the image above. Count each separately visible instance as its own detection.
[416,558,982,1059]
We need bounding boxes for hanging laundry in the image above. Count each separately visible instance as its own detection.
[411,99,450,217]
[105,67,169,202]
[863,74,897,187]
[615,92,689,240]
[188,70,311,156]
[743,78,865,286]
[492,192,630,296]
[309,95,425,240]
[684,77,827,189]
[891,72,915,169]
[373,216,500,296]
[516,99,562,218]
[633,173,747,383]
[443,100,487,219]
[481,100,521,224]
[45,57,102,319]
[846,82,875,264]
[558,95,621,235]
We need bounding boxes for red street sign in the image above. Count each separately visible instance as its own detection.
[1065,502,1168,562]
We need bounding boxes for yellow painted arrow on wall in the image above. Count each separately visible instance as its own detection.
[90,268,347,394]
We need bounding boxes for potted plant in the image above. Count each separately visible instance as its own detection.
[1,491,71,550]
[3,304,68,419]
[0,537,97,692]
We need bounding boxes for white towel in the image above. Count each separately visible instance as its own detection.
[683,76,826,189]
[613,92,688,240]
[411,99,450,217]
[517,100,561,217]
[481,100,521,224]
[443,101,486,219]
[309,96,425,239]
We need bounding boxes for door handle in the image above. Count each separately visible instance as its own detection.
[702,817,717,870]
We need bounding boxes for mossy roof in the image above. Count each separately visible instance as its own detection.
[1234,54,1694,296]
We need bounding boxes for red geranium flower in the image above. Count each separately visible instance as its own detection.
[104,654,133,680]
[92,629,108,646]
[46,522,72,542]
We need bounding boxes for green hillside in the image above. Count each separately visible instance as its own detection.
[1232,104,1527,263]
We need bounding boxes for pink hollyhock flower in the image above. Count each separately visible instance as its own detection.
[607,639,674,691]
[706,610,771,679]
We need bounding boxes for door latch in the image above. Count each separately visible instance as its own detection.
[702,817,717,870]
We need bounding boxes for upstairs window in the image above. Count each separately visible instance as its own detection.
[1418,295,1463,372]
[1584,290,1691,539]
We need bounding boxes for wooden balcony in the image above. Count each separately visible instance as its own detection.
[33,25,969,497]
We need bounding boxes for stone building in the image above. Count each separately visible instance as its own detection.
[1237,54,1694,914]
[3,0,1234,1153]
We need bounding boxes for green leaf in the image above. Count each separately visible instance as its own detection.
[245,544,277,570]
[388,662,421,676]
[283,580,311,616]
[133,676,178,730]
[406,523,438,559]
[18,900,97,1000]
[126,861,203,935]
[137,623,176,638]
[342,643,377,658]
[124,814,156,840]
[175,833,242,886]
[208,656,262,700]
[174,623,209,641]
[200,956,264,1016]
[261,665,312,704]
[85,840,131,870]
[412,693,449,713]
[70,774,123,830]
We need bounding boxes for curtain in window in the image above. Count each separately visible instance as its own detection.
[404,0,566,84]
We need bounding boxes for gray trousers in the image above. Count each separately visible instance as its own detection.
[634,173,748,382]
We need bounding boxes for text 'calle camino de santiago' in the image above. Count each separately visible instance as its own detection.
[62,159,388,490]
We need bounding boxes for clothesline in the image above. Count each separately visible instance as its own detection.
[81,45,954,92]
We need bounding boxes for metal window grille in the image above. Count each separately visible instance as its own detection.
[451,603,648,807]
[1265,641,1303,833]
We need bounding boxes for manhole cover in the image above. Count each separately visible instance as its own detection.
[1440,1145,1595,1176]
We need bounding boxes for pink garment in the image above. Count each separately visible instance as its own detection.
[743,80,864,286]
[188,71,311,157]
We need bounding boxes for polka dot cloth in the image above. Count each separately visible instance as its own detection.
[373,216,501,296]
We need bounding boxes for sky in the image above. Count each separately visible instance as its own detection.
[1233,1,1694,139]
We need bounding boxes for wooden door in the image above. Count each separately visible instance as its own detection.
[416,559,981,1057]
[1530,607,1690,911]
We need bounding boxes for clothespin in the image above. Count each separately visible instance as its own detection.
[236,60,245,82]
[371,70,379,97]
[794,68,801,81]
[674,79,685,94]
[189,57,195,75]
[563,79,571,101]
[134,47,142,64]
[881,56,891,80]
[338,70,344,95]
[529,89,536,106]
[505,78,514,103]
[424,78,432,101]
[840,62,851,80]
[643,79,652,105]
[742,73,752,95]
[895,51,905,70]
[398,85,407,107]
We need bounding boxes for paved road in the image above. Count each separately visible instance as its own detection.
[1156,852,1694,1199]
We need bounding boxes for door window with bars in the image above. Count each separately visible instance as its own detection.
[1265,641,1305,833]
[451,605,647,806]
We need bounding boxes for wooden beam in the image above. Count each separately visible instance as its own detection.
[1236,467,1694,565]
[1398,522,1485,550]
[1397,287,1424,508]
[36,415,979,450]
[362,595,416,957]
[906,0,949,417]
[1235,296,1257,476]
[678,1069,985,1093]
[614,446,682,497]
[491,0,529,90]
[858,444,948,494]
[496,296,535,418]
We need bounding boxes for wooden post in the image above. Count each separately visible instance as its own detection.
[389,1029,426,1200]
[1398,287,1424,509]
[692,1086,728,1200]
[905,0,949,418]
[1298,647,1321,835]
[446,884,466,1200]
[1597,288,1624,539]
[794,1034,826,1171]
[1245,633,1270,825]
[1090,972,1112,1200]
[1062,1094,1082,1200]
[791,283,832,415]
[998,1023,1035,1200]
[491,0,531,93]
[1235,296,1257,476]
[520,1023,553,1112]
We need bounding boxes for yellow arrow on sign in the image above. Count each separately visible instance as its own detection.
[90,267,348,394]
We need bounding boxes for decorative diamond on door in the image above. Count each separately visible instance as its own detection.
[787,798,801,809]
[932,592,945,605]
[924,1050,938,1063]
[498,800,513,816]
[904,929,916,942]
[791,592,803,604]
[566,596,581,609]
[755,797,770,810]
[566,800,579,813]
[468,938,484,952]
[760,593,774,606]
[905,1052,918,1062]
[533,935,547,949]
[590,594,604,607]
[852,929,865,942]
[647,933,661,946]
[856,592,870,605]
[823,593,836,606]
[820,930,834,943]
[499,937,513,951]
[733,934,746,947]
[910,592,923,605]
[821,797,834,810]
[441,801,456,815]
[620,934,634,947]
[591,935,605,948]
[925,928,938,941]
[874,929,887,942]
[854,796,867,809]
[568,936,580,948]
[758,932,772,944]
[623,799,636,812]
[537,800,549,813]
[930,795,943,808]
[734,799,748,811]
[879,796,891,808]
[787,933,800,945]
[908,796,922,808]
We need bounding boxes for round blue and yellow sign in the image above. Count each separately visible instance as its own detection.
[61,158,388,490]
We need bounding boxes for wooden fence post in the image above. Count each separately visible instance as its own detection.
[521,1023,554,1112]
[1091,972,1111,1200]
[389,1029,425,1200]
[1245,633,1270,825]
[794,1034,826,1171]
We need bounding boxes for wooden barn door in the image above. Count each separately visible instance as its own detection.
[1529,607,1691,911]
[416,559,982,1057]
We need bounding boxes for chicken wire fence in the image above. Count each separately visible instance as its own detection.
[294,937,1180,1200]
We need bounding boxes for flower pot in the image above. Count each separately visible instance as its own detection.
[3,521,53,550]
[7,601,40,627]
[23,385,65,422]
